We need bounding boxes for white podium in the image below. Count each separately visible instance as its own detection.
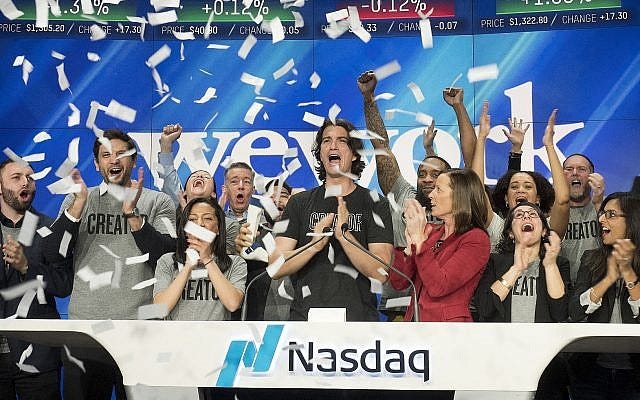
[1,319,639,398]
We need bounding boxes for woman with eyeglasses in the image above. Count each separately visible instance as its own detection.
[568,192,640,400]
[390,168,491,323]
[475,201,571,399]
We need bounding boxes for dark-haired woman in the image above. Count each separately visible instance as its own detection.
[390,168,491,322]
[153,197,246,321]
[471,102,570,247]
[476,201,571,399]
[568,192,640,400]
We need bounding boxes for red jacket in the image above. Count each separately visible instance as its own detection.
[390,225,490,322]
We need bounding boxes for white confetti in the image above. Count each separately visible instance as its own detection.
[244,102,263,125]
[0,279,43,300]
[150,0,179,10]
[324,184,342,198]
[374,93,395,101]
[347,6,370,43]
[87,52,101,62]
[14,289,37,318]
[32,131,51,143]
[184,221,216,243]
[266,255,285,278]
[334,264,358,279]
[190,268,208,280]
[125,253,150,265]
[369,190,380,203]
[89,24,106,41]
[328,104,341,124]
[56,63,70,91]
[277,280,293,300]
[131,278,157,290]
[3,148,27,167]
[111,259,121,289]
[387,193,401,213]
[419,18,433,49]
[303,112,324,127]
[36,226,52,238]
[372,212,385,228]
[373,60,401,81]
[99,244,120,259]
[407,82,425,103]
[68,103,81,127]
[51,50,65,60]
[349,129,384,141]
[161,217,177,238]
[272,220,289,235]
[186,248,199,264]
[302,285,311,298]
[36,275,46,304]
[105,99,137,123]
[292,10,304,27]
[240,72,265,95]
[138,303,169,320]
[194,87,217,104]
[146,44,171,68]
[298,101,322,107]
[172,31,195,40]
[147,10,177,26]
[369,277,383,294]
[324,20,349,39]
[90,272,113,290]
[34,0,47,27]
[180,42,185,61]
[355,148,390,157]
[273,58,295,80]
[21,153,45,162]
[17,344,39,373]
[47,177,80,195]
[415,112,433,126]
[286,158,301,175]
[467,63,499,83]
[327,243,334,264]
[326,9,348,22]
[207,43,230,50]
[58,231,72,257]
[17,211,38,246]
[55,137,79,178]
[238,34,257,60]
[268,17,284,43]
[0,0,24,20]
[386,296,411,308]
[376,267,389,277]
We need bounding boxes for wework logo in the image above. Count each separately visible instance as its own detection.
[216,324,284,387]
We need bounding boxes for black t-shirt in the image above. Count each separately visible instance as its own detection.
[279,184,393,321]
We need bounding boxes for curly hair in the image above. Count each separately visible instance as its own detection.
[312,118,365,182]
[492,170,555,218]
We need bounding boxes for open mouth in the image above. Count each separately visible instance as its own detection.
[602,227,611,236]
[328,154,341,162]
[515,196,527,204]
[19,189,30,201]
[192,178,205,188]
[522,223,534,232]
[108,167,123,181]
[571,179,582,187]
[236,193,246,203]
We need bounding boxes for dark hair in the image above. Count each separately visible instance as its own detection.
[312,118,365,182]
[175,197,231,273]
[265,179,291,195]
[492,170,555,218]
[224,162,254,182]
[92,129,137,161]
[631,176,640,196]
[0,159,32,177]
[446,168,488,236]
[582,192,640,285]
[563,153,595,172]
[496,201,551,259]
[186,170,217,195]
[420,155,452,171]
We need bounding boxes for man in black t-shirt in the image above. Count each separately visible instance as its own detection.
[270,118,393,321]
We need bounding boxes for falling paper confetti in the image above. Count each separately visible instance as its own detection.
[467,63,499,83]
[374,60,402,81]
[407,82,425,103]
[32,131,51,143]
[194,87,217,104]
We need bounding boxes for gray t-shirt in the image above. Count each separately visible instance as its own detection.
[510,261,539,323]
[560,203,599,284]
[153,252,247,321]
[60,184,176,320]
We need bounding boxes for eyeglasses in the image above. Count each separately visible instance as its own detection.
[513,210,539,220]
[598,209,626,220]
[190,174,212,180]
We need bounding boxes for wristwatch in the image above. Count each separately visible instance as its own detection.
[626,278,639,290]
[123,207,140,219]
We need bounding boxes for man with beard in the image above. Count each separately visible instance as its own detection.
[129,123,239,264]
[0,159,72,400]
[560,153,605,284]
[49,129,175,400]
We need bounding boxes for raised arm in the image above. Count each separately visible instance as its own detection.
[422,120,437,158]
[357,71,401,195]
[502,117,528,171]
[470,101,495,227]
[543,109,570,238]
[443,87,475,167]
[158,123,183,207]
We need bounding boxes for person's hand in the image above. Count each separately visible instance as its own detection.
[403,199,428,245]
[186,234,212,261]
[67,169,88,219]
[588,173,605,206]
[542,231,561,268]
[357,71,377,99]
[478,101,490,140]
[3,235,27,274]
[160,124,182,153]
[613,239,636,273]
[422,119,437,152]
[218,185,228,209]
[178,190,187,210]
[513,242,529,272]
[311,213,334,252]
[443,87,463,106]
[502,117,529,154]
[235,222,253,252]
[336,196,350,238]
[542,109,558,147]
[123,167,144,214]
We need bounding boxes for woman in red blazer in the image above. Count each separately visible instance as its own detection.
[390,168,491,322]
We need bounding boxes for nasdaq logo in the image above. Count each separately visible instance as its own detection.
[216,324,284,387]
